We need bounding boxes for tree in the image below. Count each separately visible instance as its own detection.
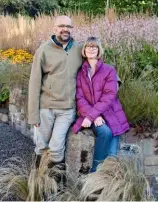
[0,0,60,17]
[0,0,157,16]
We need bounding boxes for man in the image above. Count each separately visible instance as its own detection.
[28,16,83,168]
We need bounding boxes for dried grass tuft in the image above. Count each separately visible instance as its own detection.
[0,154,155,201]
[79,157,154,201]
[0,151,63,201]
[0,157,29,200]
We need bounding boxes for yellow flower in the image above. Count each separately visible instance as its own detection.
[0,48,33,64]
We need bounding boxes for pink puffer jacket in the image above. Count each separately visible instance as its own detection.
[72,59,130,135]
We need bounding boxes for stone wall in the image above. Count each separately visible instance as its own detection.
[0,100,9,122]
[124,131,158,175]
[8,85,33,138]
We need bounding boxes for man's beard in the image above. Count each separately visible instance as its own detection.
[57,31,71,43]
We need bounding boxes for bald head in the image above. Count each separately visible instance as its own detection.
[54,15,72,26]
[54,15,73,44]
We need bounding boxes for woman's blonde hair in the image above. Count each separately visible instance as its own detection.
[82,37,104,59]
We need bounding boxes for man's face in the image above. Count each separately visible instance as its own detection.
[54,17,73,44]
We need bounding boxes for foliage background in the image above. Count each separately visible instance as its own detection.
[0,0,157,17]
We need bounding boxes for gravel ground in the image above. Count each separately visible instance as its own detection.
[0,122,34,167]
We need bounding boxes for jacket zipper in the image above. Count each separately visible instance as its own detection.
[86,76,95,105]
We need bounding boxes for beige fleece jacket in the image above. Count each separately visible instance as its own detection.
[28,38,82,124]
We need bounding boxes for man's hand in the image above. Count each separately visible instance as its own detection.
[34,124,40,127]
[94,116,105,127]
[81,117,91,128]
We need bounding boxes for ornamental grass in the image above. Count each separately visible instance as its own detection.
[79,157,154,201]
[0,151,64,201]
[0,12,157,53]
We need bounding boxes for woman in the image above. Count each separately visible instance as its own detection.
[72,37,130,172]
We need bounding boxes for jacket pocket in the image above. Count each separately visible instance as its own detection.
[49,80,66,101]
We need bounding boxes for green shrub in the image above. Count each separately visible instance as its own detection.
[104,46,134,83]
[119,79,157,127]
[0,60,31,102]
[133,43,157,70]
[0,61,11,102]
[0,86,9,102]
[133,43,158,89]
[62,0,157,16]
[104,42,157,85]
[110,0,157,15]
[104,42,157,128]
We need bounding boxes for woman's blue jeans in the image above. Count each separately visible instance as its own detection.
[90,124,119,172]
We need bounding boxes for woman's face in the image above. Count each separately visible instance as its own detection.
[84,43,99,59]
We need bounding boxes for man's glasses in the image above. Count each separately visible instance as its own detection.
[57,24,73,29]
[85,45,98,50]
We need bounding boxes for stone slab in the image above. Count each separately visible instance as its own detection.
[140,139,154,156]
[65,129,95,181]
[144,156,158,166]
[0,113,9,122]
[145,165,158,176]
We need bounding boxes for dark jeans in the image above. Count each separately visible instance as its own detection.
[90,124,119,172]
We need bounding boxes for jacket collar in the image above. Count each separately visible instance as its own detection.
[51,35,73,52]
[82,59,103,76]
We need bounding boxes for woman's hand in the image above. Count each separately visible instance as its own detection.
[81,118,92,128]
[94,116,105,127]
